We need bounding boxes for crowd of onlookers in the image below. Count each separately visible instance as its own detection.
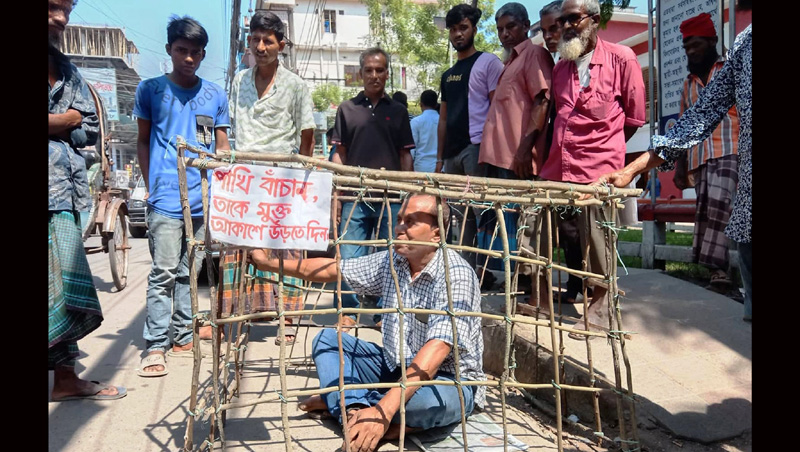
[50,0,751,448]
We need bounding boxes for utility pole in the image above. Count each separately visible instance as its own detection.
[226,0,242,94]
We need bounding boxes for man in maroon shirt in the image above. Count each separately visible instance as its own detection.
[531,0,646,339]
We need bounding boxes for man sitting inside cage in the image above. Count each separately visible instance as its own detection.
[249,193,485,452]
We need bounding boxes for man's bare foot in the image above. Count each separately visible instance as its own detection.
[51,366,123,400]
[298,394,326,412]
[198,325,213,340]
[172,342,193,353]
[337,316,357,333]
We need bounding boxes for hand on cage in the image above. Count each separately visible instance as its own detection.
[343,406,391,452]
[581,170,633,201]
[246,249,272,271]
[511,148,534,179]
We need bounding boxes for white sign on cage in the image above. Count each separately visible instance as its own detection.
[209,164,333,251]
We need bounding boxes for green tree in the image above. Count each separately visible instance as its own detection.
[600,0,632,29]
[363,0,499,92]
[311,84,358,112]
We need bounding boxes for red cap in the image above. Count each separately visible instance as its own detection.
[680,13,717,39]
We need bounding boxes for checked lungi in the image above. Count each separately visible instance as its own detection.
[692,154,738,270]
[218,249,306,318]
[49,211,103,369]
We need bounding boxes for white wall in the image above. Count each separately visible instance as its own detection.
[292,1,371,47]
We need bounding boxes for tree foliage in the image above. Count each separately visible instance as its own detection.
[363,0,499,92]
[356,0,630,92]
[311,83,359,111]
[600,0,632,29]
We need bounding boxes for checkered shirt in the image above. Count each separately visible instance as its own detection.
[340,248,486,408]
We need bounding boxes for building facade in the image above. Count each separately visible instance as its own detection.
[58,24,142,184]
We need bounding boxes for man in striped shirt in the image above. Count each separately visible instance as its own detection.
[676,13,739,291]
[249,194,485,452]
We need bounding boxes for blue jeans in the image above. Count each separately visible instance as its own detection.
[311,329,475,428]
[738,241,752,320]
[144,209,206,352]
[336,202,401,317]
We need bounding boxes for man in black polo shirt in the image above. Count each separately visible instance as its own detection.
[330,47,415,331]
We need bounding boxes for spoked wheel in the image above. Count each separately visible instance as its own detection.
[109,208,129,291]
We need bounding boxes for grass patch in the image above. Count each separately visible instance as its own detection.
[617,228,693,246]
[616,227,742,289]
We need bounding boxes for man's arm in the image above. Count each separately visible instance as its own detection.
[136,118,152,194]
[332,143,347,166]
[396,111,416,172]
[48,110,83,139]
[299,128,315,157]
[399,148,413,172]
[214,127,231,151]
[592,149,666,189]
[345,339,452,452]
[512,92,550,179]
[435,101,447,173]
[250,249,339,282]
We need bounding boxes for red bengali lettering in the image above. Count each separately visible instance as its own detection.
[256,202,293,224]
[209,216,231,235]
[220,166,254,194]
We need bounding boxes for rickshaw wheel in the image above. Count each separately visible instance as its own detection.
[109,208,129,290]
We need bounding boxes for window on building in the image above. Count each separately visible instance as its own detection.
[344,65,362,87]
[323,10,337,34]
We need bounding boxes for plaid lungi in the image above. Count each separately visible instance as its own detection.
[692,154,738,270]
[49,211,103,368]
[218,249,306,318]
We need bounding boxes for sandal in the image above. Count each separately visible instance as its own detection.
[306,409,333,420]
[51,381,127,401]
[274,326,297,345]
[137,352,168,377]
[709,272,732,287]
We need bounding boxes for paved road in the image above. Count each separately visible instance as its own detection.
[49,235,579,452]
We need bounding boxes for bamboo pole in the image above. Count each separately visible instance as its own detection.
[277,256,293,452]
[609,202,640,450]
[580,209,603,442]
[544,197,564,451]
[200,160,221,449]
[495,204,512,452]
[215,379,605,412]
[601,201,628,446]
[177,140,202,451]
[196,150,639,197]
[435,188,470,452]
[383,195,408,452]
[332,190,352,452]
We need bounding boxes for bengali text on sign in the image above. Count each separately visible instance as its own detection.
[209,164,333,251]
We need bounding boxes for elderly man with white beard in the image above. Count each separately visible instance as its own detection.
[526,0,646,339]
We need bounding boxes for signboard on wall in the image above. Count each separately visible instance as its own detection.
[657,0,720,134]
[78,68,119,121]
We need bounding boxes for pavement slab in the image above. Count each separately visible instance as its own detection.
[49,238,751,450]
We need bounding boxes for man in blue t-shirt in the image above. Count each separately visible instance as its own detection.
[134,16,231,377]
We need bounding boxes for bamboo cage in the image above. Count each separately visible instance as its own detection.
[175,137,642,452]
